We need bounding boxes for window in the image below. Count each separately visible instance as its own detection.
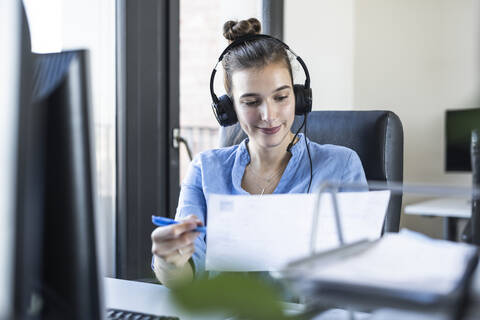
[179,0,263,181]
[23,0,117,277]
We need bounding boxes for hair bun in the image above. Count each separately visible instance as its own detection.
[223,18,261,42]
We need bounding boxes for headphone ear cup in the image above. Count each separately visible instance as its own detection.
[211,94,237,127]
[293,84,312,115]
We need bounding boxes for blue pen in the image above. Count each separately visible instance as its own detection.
[151,215,206,233]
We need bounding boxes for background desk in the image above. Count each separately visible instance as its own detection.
[404,198,470,241]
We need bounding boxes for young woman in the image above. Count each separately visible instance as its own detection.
[151,18,367,288]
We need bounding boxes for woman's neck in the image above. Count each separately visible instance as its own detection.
[247,132,295,174]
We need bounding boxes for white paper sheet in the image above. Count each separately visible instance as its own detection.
[205,191,391,272]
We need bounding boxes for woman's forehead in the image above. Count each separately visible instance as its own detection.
[231,63,292,95]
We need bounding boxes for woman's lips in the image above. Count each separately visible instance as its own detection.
[259,125,281,135]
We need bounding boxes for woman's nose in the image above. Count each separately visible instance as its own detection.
[260,101,276,122]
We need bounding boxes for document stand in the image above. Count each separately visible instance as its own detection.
[278,182,480,320]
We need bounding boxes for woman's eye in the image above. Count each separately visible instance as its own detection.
[275,95,288,102]
[244,100,259,106]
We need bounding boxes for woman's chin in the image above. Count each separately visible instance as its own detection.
[254,130,291,149]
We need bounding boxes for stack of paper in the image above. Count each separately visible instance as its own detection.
[303,230,478,295]
[205,191,391,272]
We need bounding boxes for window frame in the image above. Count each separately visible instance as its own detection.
[115,0,179,280]
[262,0,284,39]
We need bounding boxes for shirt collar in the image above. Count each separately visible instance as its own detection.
[232,133,307,194]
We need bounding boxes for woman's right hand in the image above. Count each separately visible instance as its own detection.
[151,215,202,269]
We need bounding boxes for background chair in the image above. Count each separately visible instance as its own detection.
[219,110,404,233]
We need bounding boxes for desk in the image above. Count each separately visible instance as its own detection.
[404,198,470,241]
[104,274,480,320]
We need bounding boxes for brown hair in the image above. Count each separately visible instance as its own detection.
[222,18,293,96]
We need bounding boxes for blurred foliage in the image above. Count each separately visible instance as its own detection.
[171,272,299,320]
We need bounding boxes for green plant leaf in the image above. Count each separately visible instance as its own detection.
[171,273,294,320]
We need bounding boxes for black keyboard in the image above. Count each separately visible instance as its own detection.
[106,308,179,320]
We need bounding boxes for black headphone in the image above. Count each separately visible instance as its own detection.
[210,34,312,127]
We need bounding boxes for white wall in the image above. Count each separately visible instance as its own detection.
[0,0,20,315]
[285,0,480,237]
[285,0,355,108]
[354,0,479,185]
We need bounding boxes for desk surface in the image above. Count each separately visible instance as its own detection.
[404,198,471,218]
[104,277,227,320]
[103,278,305,320]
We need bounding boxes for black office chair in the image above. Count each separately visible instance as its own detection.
[219,110,404,233]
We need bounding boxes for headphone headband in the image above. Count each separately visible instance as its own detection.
[213,34,309,88]
[217,34,290,62]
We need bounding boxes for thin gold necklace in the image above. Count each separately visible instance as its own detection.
[247,163,285,195]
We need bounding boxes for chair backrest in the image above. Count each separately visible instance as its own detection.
[219,110,404,233]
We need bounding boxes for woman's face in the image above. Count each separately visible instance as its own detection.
[231,62,295,150]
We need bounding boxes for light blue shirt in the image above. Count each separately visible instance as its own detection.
[174,133,367,278]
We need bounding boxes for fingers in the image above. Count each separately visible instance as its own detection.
[160,243,195,268]
[151,220,198,242]
[152,231,200,256]
[181,214,204,227]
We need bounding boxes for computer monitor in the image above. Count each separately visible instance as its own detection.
[0,0,21,319]
[445,108,480,172]
[445,108,480,244]
[13,46,102,318]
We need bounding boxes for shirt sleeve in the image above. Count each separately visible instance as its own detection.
[174,155,208,279]
[340,150,368,191]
